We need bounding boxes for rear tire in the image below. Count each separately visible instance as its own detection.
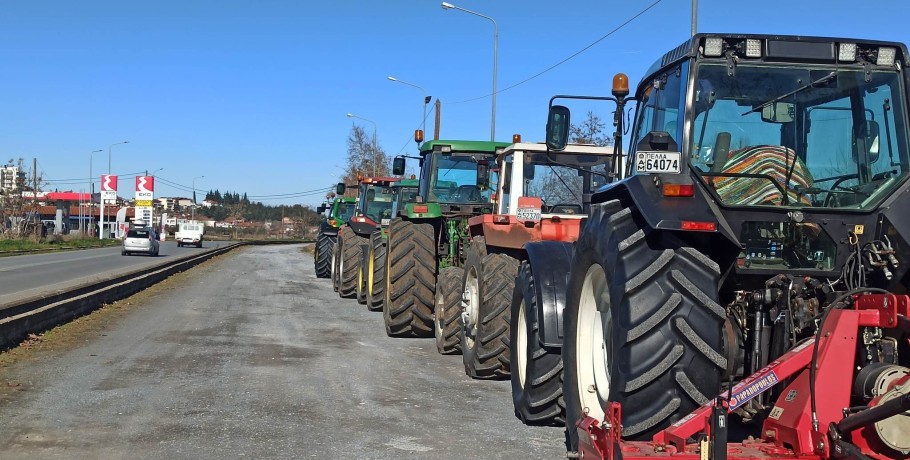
[384,219,436,337]
[366,232,386,312]
[339,226,365,298]
[563,200,725,451]
[314,233,334,278]
[435,266,464,355]
[511,261,565,425]
[462,251,519,379]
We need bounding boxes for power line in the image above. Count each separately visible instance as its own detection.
[449,0,664,105]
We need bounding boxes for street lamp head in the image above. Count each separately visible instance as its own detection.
[387,76,397,81]
[346,113,354,118]
[441,2,455,9]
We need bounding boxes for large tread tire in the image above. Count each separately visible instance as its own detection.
[339,226,365,298]
[434,266,464,355]
[462,251,519,379]
[314,233,334,278]
[511,260,565,426]
[563,200,725,451]
[384,219,436,337]
[366,232,386,312]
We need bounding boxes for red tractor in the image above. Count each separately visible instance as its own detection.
[458,138,617,426]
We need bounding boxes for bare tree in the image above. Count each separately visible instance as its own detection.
[527,111,615,209]
[343,125,390,195]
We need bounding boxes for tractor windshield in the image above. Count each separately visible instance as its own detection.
[690,63,910,209]
[360,185,396,224]
[421,152,495,204]
[335,201,356,222]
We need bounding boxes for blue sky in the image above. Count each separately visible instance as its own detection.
[2,0,909,207]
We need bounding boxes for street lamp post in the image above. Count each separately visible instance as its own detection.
[191,175,204,222]
[387,76,431,136]
[101,140,129,240]
[346,113,378,175]
[441,1,498,141]
[88,149,102,237]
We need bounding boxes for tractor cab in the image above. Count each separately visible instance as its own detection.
[393,135,510,217]
[338,176,401,234]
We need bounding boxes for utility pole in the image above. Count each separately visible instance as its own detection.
[32,158,38,240]
[434,99,442,140]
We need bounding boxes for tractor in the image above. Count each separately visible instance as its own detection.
[384,133,510,343]
[459,137,617,397]
[361,178,419,312]
[332,176,400,299]
[547,33,910,459]
[314,196,355,279]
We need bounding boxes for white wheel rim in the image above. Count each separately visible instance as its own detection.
[576,264,610,422]
[463,267,480,348]
[338,242,344,279]
[516,299,528,388]
[435,288,445,341]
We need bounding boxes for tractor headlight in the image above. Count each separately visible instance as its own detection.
[877,47,897,66]
[745,39,762,58]
[838,43,857,62]
[703,37,724,57]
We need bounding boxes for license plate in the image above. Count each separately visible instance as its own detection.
[516,208,541,221]
[635,151,681,174]
[381,218,390,226]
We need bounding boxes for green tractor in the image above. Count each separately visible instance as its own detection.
[385,135,510,349]
[362,178,419,311]
[314,196,356,279]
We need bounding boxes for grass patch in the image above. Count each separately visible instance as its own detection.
[0,237,122,254]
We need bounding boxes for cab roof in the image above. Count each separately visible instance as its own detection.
[419,139,511,155]
[642,33,909,88]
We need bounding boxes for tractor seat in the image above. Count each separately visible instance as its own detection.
[712,145,814,206]
[549,204,583,214]
[453,185,481,202]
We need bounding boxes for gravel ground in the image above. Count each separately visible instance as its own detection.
[0,244,567,459]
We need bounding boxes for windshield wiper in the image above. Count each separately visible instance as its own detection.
[742,71,836,116]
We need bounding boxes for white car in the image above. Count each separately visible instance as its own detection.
[122,227,160,256]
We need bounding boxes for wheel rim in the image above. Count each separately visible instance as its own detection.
[516,299,528,389]
[357,261,363,293]
[576,264,611,422]
[338,243,344,281]
[435,288,445,341]
[330,249,336,281]
[462,266,480,348]
[367,248,374,297]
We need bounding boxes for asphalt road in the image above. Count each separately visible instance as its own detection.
[0,244,566,459]
[0,240,236,307]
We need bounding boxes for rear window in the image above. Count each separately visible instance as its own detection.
[127,230,151,238]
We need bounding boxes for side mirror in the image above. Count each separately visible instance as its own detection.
[761,102,795,123]
[476,161,490,190]
[316,205,326,214]
[523,164,535,181]
[858,119,881,163]
[336,183,346,195]
[546,105,571,151]
[393,157,406,175]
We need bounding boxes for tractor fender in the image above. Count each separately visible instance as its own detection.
[525,240,574,348]
[319,221,340,238]
[592,175,739,244]
[348,220,379,237]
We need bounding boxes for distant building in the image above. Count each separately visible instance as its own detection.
[156,197,195,212]
[0,165,25,192]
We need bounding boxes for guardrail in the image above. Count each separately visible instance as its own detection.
[0,240,308,350]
